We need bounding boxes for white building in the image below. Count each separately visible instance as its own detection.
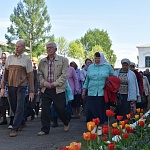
[137,44,150,71]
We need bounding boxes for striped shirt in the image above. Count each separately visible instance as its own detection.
[2,53,34,93]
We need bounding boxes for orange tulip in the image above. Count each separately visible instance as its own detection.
[140,113,143,117]
[87,121,95,131]
[117,116,123,121]
[136,108,140,113]
[83,132,91,140]
[106,110,115,117]
[69,142,81,150]
[126,114,131,119]
[120,121,125,128]
[112,122,118,128]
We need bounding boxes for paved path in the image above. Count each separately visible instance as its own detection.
[0,116,87,150]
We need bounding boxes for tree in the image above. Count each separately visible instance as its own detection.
[55,37,68,56]
[107,49,117,65]
[68,40,85,59]
[80,28,117,64]
[80,28,112,53]
[5,0,51,58]
[87,45,105,61]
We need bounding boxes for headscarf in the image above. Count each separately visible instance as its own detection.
[96,52,108,65]
[121,58,130,65]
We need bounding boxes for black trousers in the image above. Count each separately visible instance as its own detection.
[41,88,69,133]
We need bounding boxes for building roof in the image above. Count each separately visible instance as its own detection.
[136,44,150,48]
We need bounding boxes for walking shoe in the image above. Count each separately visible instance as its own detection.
[0,120,7,125]
[37,131,48,136]
[64,123,70,132]
[8,125,13,129]
[18,124,26,131]
[10,130,17,137]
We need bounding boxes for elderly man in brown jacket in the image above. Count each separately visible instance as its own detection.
[37,42,70,136]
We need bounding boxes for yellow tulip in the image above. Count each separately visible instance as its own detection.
[125,124,130,128]
[112,122,118,128]
[135,115,139,119]
[87,121,95,131]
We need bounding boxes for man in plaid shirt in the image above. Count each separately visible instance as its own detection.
[37,42,70,136]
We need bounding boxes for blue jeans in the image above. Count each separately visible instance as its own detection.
[8,86,26,130]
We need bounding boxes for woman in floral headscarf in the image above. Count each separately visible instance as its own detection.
[82,52,114,124]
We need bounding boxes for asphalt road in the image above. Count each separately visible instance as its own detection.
[0,115,87,150]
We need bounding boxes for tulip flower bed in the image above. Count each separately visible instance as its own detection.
[60,108,150,150]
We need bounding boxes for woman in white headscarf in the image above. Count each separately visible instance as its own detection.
[82,52,114,124]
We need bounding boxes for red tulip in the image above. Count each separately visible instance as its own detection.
[91,133,97,140]
[117,116,123,121]
[92,118,100,125]
[102,126,108,135]
[123,133,129,139]
[108,143,115,150]
[60,147,68,150]
[125,126,131,133]
[130,128,134,133]
[115,129,122,135]
[111,128,117,135]
[106,110,115,117]
[124,119,129,124]
[103,136,108,141]
[126,114,131,119]
[139,120,145,127]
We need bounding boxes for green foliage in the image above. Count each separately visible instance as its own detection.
[87,45,105,61]
[80,28,117,65]
[5,0,51,57]
[80,28,112,52]
[68,41,85,59]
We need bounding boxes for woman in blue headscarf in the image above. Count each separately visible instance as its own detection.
[82,52,114,124]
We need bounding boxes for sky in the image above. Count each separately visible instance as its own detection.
[0,0,150,64]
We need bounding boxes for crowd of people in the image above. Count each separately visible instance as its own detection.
[0,40,150,138]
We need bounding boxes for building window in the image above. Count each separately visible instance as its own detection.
[145,56,150,67]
